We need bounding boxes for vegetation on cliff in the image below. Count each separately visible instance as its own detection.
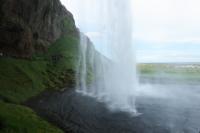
[0,0,85,132]
[0,100,63,133]
[0,35,79,103]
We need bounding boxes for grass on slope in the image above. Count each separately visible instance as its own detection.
[0,34,79,133]
[0,35,80,103]
[46,35,79,89]
[0,58,48,103]
[48,35,79,70]
[0,100,63,133]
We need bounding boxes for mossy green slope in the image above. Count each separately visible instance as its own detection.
[0,101,63,133]
[0,58,48,103]
[46,35,79,90]
[0,34,80,133]
[49,35,79,69]
[0,34,79,103]
[0,0,83,132]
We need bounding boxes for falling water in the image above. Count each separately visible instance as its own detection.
[68,0,138,114]
[76,34,88,94]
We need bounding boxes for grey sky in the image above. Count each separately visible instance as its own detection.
[61,0,200,63]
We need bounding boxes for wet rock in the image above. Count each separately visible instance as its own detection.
[0,0,77,58]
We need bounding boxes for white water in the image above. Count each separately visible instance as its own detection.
[76,34,87,93]
[67,0,138,114]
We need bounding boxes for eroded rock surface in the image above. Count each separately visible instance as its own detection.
[0,0,77,58]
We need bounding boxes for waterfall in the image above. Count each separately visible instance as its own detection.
[77,34,88,94]
[69,0,138,114]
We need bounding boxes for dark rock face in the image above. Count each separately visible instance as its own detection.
[0,0,77,58]
[0,18,34,58]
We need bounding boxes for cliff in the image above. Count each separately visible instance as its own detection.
[0,0,78,58]
[0,0,95,132]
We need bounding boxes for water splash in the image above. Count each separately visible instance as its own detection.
[76,34,88,94]
[68,0,138,114]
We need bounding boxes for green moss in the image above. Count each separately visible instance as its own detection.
[62,18,75,32]
[0,7,84,131]
[0,101,63,133]
[0,58,48,103]
[48,35,79,68]
[0,33,96,132]
[0,34,81,103]
[46,35,79,88]
[86,65,94,85]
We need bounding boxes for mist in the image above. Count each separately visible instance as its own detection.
[62,0,200,132]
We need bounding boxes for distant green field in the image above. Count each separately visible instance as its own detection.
[138,63,200,83]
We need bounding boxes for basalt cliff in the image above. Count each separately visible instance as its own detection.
[0,0,96,132]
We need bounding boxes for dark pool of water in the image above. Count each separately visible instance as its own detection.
[26,83,200,133]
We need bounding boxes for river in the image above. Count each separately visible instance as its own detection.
[26,79,200,133]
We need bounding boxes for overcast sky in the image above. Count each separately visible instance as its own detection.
[61,0,200,63]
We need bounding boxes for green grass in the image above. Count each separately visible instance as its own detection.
[0,34,80,133]
[48,35,79,70]
[0,101,63,133]
[138,63,200,81]
[0,34,80,103]
[139,64,200,74]
[62,18,75,32]
[0,32,97,133]
[0,58,48,103]
[0,12,82,132]
[0,35,79,133]
[46,35,80,89]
